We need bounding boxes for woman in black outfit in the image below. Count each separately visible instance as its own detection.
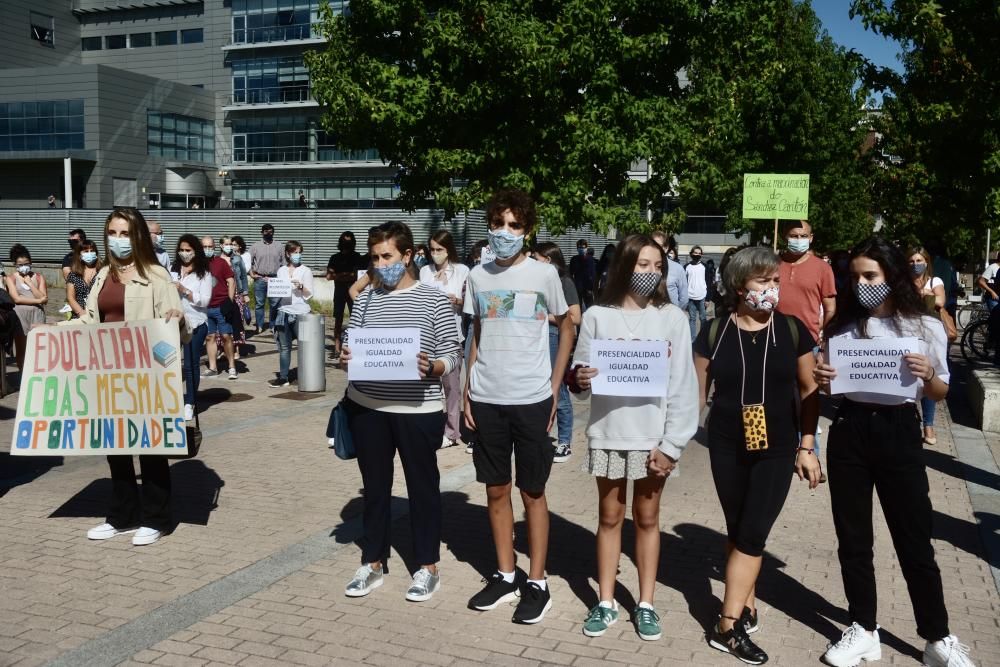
[693,246,820,665]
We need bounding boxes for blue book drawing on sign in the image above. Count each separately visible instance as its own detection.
[152,341,177,368]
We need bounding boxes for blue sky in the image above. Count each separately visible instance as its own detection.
[811,1,903,73]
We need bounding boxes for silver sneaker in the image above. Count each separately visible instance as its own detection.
[405,567,440,602]
[344,564,383,597]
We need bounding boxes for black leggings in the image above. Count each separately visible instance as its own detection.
[710,445,794,557]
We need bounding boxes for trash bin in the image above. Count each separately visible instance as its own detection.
[296,313,326,392]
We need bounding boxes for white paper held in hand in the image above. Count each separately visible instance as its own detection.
[348,327,422,381]
[827,336,920,399]
[267,277,293,298]
[589,339,670,398]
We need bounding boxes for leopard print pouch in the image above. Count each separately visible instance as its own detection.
[741,404,769,451]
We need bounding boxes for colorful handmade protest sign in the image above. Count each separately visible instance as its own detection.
[10,320,188,456]
[742,173,810,220]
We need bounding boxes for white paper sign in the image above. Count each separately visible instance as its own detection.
[828,336,920,398]
[357,269,368,280]
[267,277,292,298]
[590,339,670,397]
[480,247,497,264]
[348,328,421,381]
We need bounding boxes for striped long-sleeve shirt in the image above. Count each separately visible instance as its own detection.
[346,283,462,413]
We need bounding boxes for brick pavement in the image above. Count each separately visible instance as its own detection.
[1,324,998,667]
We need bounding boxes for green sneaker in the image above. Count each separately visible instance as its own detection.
[633,605,662,641]
[582,602,619,637]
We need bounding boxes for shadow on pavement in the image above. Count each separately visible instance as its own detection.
[48,459,225,528]
[932,509,999,569]
[0,452,65,499]
[923,448,1000,492]
[171,459,225,526]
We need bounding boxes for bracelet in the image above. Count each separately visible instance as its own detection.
[927,367,936,381]
[796,447,815,455]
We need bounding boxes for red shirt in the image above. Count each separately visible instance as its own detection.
[98,276,126,323]
[776,253,836,342]
[208,256,234,307]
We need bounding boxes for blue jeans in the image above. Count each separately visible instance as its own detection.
[920,396,936,427]
[687,298,707,337]
[183,323,209,406]
[253,278,282,330]
[547,325,573,445]
[275,316,299,379]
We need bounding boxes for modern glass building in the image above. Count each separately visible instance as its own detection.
[0,0,394,209]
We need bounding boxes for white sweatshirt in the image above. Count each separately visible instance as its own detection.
[573,303,700,460]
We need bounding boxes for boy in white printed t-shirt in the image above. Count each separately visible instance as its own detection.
[463,189,573,624]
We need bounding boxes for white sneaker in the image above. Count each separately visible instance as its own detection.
[228,368,238,380]
[86,522,137,540]
[132,527,162,546]
[184,404,195,421]
[923,635,976,667]
[823,623,881,667]
[328,437,337,449]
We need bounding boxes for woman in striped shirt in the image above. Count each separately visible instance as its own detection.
[340,221,461,603]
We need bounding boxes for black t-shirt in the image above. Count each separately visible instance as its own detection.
[62,252,74,269]
[326,251,365,288]
[693,314,815,454]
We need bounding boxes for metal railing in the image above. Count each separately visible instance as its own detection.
[231,23,320,45]
[223,147,382,165]
[227,86,313,106]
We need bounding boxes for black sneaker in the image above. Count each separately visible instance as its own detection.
[512,581,552,624]
[553,443,572,463]
[709,621,768,665]
[740,606,759,634]
[468,573,519,611]
[268,377,290,388]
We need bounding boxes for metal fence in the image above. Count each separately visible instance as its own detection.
[0,209,615,269]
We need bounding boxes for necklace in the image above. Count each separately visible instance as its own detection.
[618,306,648,340]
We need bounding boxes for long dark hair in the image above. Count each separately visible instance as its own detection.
[104,207,159,280]
[826,236,925,338]
[532,242,568,278]
[70,240,102,276]
[429,229,459,264]
[171,233,209,278]
[598,234,669,308]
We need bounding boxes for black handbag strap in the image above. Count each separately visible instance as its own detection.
[186,338,200,430]
[358,287,376,327]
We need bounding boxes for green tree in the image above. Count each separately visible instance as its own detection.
[851,0,1000,260]
[669,0,873,251]
[306,0,698,235]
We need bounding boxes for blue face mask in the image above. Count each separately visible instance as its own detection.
[375,261,407,288]
[290,253,302,265]
[488,228,525,260]
[107,236,132,259]
[203,247,215,258]
[578,247,587,256]
[787,237,810,253]
[414,256,428,269]
[910,263,926,276]
[81,251,97,264]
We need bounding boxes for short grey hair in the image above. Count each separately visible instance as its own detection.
[722,246,780,311]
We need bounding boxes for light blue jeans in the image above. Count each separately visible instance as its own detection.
[920,396,936,427]
[687,298,707,337]
[547,325,573,445]
[275,315,298,380]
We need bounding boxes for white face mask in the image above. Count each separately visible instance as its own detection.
[222,245,233,255]
[17,265,31,275]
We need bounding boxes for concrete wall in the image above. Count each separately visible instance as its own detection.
[0,0,82,69]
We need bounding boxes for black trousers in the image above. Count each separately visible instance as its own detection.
[106,455,172,531]
[827,400,949,641]
[348,400,445,569]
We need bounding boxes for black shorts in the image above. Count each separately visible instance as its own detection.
[470,397,554,494]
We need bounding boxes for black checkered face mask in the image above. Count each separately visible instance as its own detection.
[854,281,892,310]
[630,271,662,297]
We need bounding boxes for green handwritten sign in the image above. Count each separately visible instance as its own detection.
[742,173,810,220]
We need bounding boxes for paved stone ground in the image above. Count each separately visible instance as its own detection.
[1,313,999,666]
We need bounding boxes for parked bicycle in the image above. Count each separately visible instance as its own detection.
[955,297,990,330]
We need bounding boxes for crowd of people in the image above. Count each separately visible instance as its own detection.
[0,192,989,667]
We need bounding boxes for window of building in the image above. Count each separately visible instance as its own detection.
[231,176,397,208]
[106,34,126,49]
[155,30,177,46]
[231,55,311,104]
[230,0,337,44]
[148,111,214,163]
[180,28,203,44]
[0,100,85,153]
[229,115,379,164]
[130,33,152,48]
[81,36,102,51]
[29,12,54,48]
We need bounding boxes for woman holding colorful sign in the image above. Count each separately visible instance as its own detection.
[66,207,186,547]
[171,235,214,422]
[692,246,821,665]
[567,234,698,641]
[813,237,976,667]
[339,221,460,603]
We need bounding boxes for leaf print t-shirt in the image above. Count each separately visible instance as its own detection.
[464,257,569,405]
